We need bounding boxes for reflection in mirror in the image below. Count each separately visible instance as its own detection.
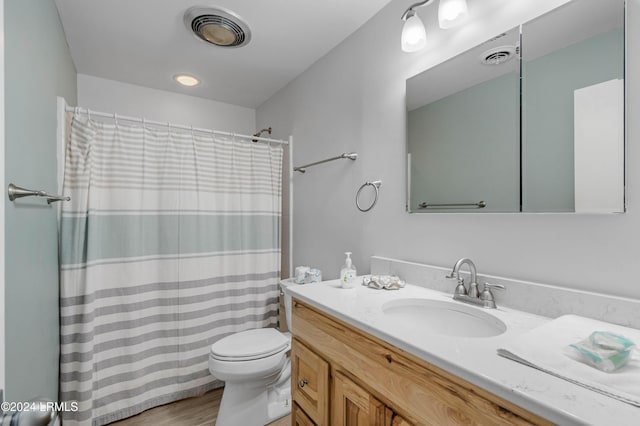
[521,0,624,212]
[407,27,520,213]
[406,0,625,214]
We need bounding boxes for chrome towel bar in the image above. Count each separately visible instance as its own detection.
[7,183,70,204]
[419,201,486,209]
[294,152,357,173]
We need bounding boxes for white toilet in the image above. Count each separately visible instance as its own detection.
[209,279,297,426]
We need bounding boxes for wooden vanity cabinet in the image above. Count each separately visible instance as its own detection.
[293,402,317,426]
[292,338,330,425]
[332,370,413,426]
[290,299,553,426]
[332,371,388,425]
[292,338,407,426]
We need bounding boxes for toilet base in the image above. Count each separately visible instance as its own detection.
[267,381,291,421]
[215,360,291,426]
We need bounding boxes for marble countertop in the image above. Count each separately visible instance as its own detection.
[285,278,639,426]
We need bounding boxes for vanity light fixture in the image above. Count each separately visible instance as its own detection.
[401,0,469,52]
[438,0,468,29]
[174,74,200,87]
[401,0,433,53]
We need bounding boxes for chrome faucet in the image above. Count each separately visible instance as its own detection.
[446,258,479,297]
[446,258,504,309]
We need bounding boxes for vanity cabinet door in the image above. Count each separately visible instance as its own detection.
[292,338,330,425]
[389,414,413,426]
[332,371,390,426]
[293,402,316,426]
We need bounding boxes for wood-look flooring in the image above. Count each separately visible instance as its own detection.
[109,388,290,426]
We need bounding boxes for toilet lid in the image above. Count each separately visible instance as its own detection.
[210,328,289,361]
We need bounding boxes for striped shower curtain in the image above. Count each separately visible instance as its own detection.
[58,115,282,425]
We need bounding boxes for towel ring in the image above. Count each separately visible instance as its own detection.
[356,180,382,212]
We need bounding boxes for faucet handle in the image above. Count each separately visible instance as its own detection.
[446,270,465,295]
[480,282,505,309]
[483,282,505,292]
[453,277,467,296]
[480,282,505,308]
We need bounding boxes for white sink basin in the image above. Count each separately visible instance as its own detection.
[381,298,507,338]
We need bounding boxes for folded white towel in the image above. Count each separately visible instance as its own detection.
[498,314,640,406]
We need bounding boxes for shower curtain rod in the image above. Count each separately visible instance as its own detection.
[65,105,289,145]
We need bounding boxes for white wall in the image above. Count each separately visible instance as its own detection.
[78,74,256,133]
[257,0,640,299]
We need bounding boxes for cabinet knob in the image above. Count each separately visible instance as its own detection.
[298,379,308,388]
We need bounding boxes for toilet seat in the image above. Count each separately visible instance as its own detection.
[210,328,289,362]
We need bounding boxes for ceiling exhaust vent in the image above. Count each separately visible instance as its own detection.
[480,45,516,65]
[184,7,251,48]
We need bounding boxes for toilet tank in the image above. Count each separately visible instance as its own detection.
[279,279,298,331]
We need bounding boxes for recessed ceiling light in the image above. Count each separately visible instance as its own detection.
[174,74,200,87]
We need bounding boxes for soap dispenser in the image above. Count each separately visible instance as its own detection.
[340,252,357,288]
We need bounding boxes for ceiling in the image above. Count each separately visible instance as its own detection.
[54,0,395,109]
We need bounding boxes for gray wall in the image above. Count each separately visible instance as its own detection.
[4,0,77,400]
[257,0,640,300]
[408,72,520,212]
[77,74,256,134]
[523,29,624,212]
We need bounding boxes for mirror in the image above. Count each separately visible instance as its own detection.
[406,0,625,213]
